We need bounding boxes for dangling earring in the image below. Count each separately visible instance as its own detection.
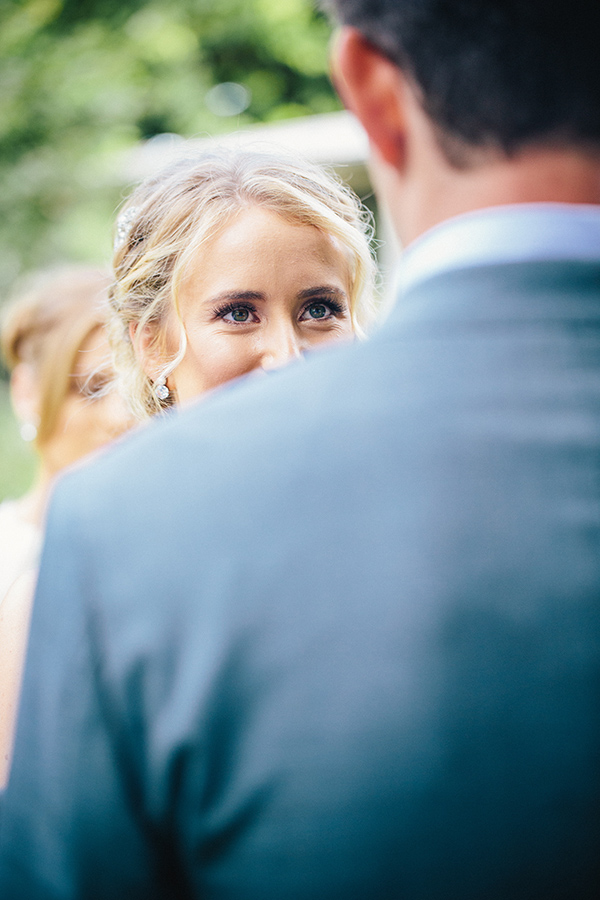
[154,377,170,401]
[19,421,38,442]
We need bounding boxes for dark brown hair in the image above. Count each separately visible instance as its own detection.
[324,1,600,163]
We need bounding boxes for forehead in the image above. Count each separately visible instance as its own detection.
[182,205,351,289]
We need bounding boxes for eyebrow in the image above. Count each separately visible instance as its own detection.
[297,286,348,301]
[208,290,265,304]
[207,286,349,305]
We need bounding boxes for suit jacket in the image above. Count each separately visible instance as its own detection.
[1,258,599,899]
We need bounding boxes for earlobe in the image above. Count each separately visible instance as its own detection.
[332,27,408,170]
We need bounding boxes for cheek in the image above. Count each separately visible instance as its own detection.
[87,401,126,438]
[332,317,355,339]
[181,333,258,392]
[42,401,92,470]
[53,397,80,437]
[67,400,122,448]
[304,318,355,348]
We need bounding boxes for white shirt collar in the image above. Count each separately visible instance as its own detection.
[398,203,600,296]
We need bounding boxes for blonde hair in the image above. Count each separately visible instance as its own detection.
[1,266,112,447]
[110,146,378,419]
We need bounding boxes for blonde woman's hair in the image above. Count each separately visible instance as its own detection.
[1,266,112,447]
[110,146,378,420]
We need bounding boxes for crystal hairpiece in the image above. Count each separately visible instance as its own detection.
[114,206,139,252]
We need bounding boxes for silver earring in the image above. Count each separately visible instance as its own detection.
[20,421,38,442]
[154,377,170,401]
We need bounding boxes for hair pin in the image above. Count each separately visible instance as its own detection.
[114,206,139,252]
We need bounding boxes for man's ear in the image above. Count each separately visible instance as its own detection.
[332,27,408,171]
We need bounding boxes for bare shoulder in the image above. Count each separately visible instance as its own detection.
[0,568,37,788]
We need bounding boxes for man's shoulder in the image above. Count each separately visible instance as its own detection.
[397,255,600,333]
[50,336,387,527]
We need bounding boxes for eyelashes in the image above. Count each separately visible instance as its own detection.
[70,372,113,400]
[212,297,348,324]
[310,297,346,316]
[212,300,258,323]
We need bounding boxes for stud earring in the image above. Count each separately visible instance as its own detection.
[20,421,38,442]
[154,377,170,401]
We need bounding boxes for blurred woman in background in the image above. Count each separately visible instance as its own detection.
[0,265,133,784]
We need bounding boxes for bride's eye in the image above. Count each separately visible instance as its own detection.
[225,307,251,323]
[299,297,347,322]
[71,372,112,399]
[215,302,258,324]
[306,302,329,319]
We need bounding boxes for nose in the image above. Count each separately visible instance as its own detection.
[259,320,304,372]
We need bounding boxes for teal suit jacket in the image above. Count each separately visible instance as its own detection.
[1,259,599,898]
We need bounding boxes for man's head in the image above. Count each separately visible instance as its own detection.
[325,1,600,243]
[326,0,600,163]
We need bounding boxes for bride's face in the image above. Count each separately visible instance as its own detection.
[158,206,355,404]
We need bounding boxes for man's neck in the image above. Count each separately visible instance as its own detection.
[403,146,600,247]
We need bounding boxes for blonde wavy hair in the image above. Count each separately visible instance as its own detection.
[109,146,378,420]
[1,266,112,448]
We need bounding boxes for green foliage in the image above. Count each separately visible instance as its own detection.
[0,0,341,495]
[0,0,340,295]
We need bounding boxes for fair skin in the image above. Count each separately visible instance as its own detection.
[11,327,133,525]
[140,206,354,404]
[332,27,600,247]
[0,327,133,787]
[42,327,132,477]
[0,571,36,787]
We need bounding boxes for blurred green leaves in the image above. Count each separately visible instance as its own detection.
[0,0,340,295]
